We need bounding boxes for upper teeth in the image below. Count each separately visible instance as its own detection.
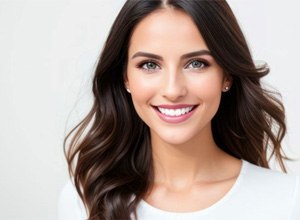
[158,107,193,116]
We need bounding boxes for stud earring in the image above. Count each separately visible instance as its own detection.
[126,88,131,93]
[224,86,229,92]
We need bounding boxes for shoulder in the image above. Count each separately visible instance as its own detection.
[243,161,299,189]
[57,180,87,220]
[240,160,300,219]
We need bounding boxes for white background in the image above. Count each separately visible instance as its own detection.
[0,0,299,219]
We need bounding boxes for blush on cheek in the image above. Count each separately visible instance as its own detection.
[130,75,158,99]
[131,83,153,100]
[190,78,223,97]
[201,84,222,98]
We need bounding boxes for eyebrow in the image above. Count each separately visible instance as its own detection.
[131,50,212,60]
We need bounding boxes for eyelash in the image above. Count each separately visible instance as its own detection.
[137,60,159,72]
[137,59,209,72]
[186,59,209,69]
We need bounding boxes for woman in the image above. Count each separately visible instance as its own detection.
[59,0,300,219]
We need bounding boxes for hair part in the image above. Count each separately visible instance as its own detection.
[64,0,287,219]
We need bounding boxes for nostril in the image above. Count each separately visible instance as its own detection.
[162,86,188,100]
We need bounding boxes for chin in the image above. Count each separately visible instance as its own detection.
[151,128,199,146]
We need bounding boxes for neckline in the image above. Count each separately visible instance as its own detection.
[139,159,248,216]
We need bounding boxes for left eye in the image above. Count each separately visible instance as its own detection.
[187,60,206,69]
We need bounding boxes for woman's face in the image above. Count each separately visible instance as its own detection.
[125,8,231,145]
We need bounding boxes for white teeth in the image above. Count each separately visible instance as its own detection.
[158,106,194,116]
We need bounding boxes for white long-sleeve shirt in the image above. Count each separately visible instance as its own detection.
[58,160,300,220]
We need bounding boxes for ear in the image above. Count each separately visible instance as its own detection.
[123,72,130,93]
[222,74,233,92]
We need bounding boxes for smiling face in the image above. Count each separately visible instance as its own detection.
[125,8,231,146]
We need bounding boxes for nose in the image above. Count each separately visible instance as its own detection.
[161,69,187,101]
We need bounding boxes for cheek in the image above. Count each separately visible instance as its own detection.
[127,73,156,108]
[188,73,223,114]
[189,72,223,97]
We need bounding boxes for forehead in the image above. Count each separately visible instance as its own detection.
[128,8,209,57]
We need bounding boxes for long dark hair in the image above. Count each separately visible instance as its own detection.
[64,0,287,219]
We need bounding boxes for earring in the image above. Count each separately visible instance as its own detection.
[224,86,229,92]
[126,88,131,93]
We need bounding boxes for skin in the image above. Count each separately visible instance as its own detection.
[125,8,242,212]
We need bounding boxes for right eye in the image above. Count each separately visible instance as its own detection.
[138,61,160,72]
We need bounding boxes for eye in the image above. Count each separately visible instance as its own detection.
[139,61,160,71]
[186,60,208,69]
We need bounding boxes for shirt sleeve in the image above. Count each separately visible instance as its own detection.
[290,176,300,220]
[58,180,87,220]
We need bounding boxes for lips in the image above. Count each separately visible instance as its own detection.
[152,104,198,123]
[157,106,194,116]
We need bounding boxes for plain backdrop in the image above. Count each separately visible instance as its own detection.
[0,0,299,219]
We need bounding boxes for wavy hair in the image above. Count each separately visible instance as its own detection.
[64,0,287,219]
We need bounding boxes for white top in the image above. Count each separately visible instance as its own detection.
[58,160,300,220]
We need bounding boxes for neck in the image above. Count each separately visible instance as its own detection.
[150,126,233,189]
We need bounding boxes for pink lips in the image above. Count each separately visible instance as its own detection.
[156,104,195,109]
[153,104,198,124]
